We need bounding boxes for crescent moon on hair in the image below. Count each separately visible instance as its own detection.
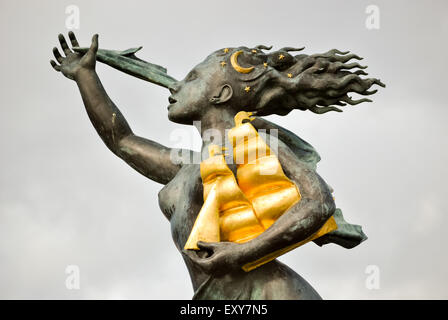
[230,50,254,74]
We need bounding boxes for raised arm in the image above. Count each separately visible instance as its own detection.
[51,32,189,184]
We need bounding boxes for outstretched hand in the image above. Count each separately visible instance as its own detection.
[50,32,98,80]
[183,241,250,275]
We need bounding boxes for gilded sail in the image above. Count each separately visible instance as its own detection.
[184,145,264,250]
[228,111,303,230]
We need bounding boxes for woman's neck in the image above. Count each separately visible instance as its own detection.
[195,106,237,155]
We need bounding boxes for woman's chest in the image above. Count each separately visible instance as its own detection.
[158,164,204,250]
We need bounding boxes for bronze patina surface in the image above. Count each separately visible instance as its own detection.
[50,32,383,299]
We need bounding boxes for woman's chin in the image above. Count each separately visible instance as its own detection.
[168,108,192,125]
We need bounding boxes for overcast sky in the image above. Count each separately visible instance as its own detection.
[1,0,447,299]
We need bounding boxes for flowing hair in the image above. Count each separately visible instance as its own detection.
[213,45,385,116]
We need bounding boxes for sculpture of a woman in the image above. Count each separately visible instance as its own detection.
[50,32,384,299]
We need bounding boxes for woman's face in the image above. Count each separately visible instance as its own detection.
[167,56,226,125]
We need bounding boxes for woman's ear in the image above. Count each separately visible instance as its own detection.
[209,84,233,104]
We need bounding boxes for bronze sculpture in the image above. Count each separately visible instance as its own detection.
[50,32,384,299]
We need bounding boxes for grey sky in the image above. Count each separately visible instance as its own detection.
[0,0,447,299]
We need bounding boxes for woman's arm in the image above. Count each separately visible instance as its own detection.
[51,32,189,184]
[75,66,185,184]
[240,142,335,262]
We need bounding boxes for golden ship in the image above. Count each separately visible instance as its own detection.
[185,111,337,271]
